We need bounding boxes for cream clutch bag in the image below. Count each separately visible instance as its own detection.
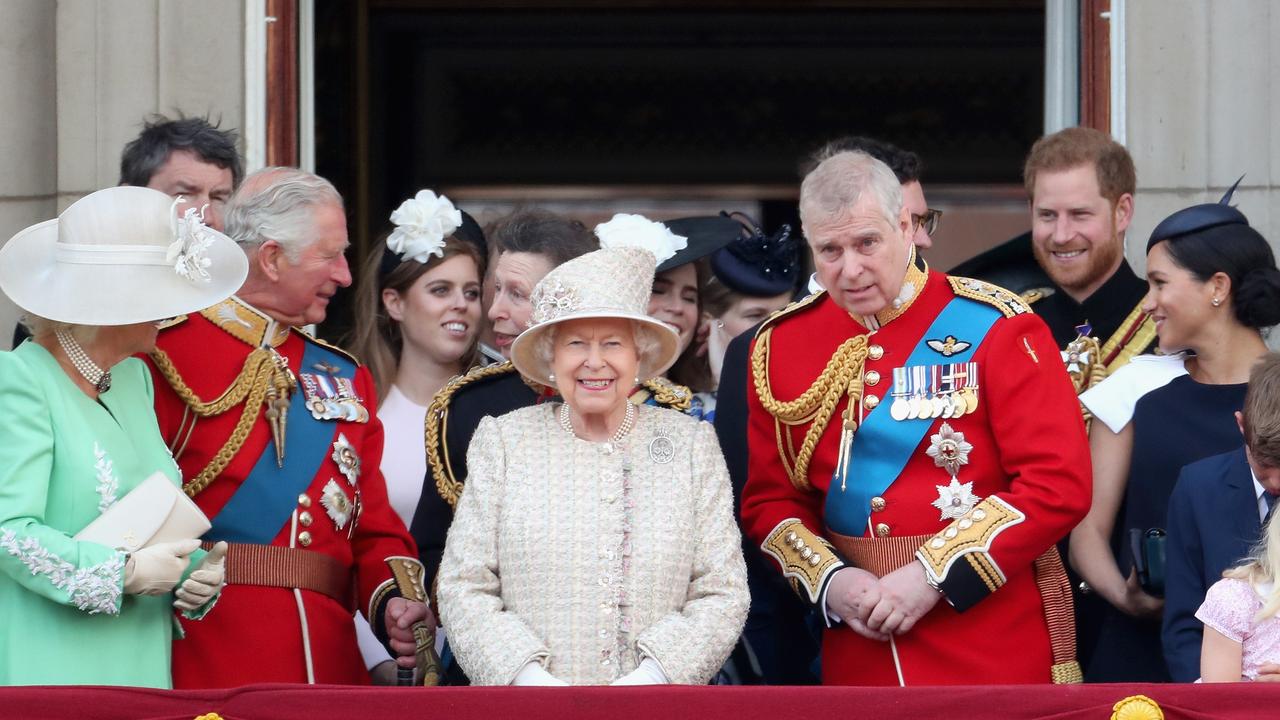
[75,471,211,552]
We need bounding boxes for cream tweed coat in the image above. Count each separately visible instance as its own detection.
[437,402,749,685]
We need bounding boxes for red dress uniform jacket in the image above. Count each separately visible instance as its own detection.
[740,268,1090,686]
[146,298,418,688]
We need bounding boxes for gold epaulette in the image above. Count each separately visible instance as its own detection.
[200,297,290,348]
[948,276,1033,318]
[636,376,692,412]
[425,361,521,509]
[756,289,827,336]
[1019,286,1056,305]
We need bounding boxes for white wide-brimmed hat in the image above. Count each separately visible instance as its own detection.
[0,186,248,326]
[510,214,685,386]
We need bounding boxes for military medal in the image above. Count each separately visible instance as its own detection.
[300,367,370,423]
[890,367,910,421]
[926,423,980,520]
[931,476,982,521]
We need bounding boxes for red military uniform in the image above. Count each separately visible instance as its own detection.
[146,297,422,687]
[740,259,1090,686]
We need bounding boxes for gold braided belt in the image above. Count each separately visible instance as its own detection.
[750,327,869,492]
[151,346,296,497]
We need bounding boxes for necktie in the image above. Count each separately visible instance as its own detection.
[1264,493,1278,524]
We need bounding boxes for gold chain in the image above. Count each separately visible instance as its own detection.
[750,327,869,491]
[150,346,287,497]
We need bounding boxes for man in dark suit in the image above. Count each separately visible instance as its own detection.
[1163,353,1280,681]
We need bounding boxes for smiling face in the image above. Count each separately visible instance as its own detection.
[1142,240,1222,353]
[488,251,556,358]
[647,263,700,353]
[146,149,235,232]
[807,193,913,317]
[1030,164,1131,301]
[266,202,352,326]
[550,317,640,423]
[383,254,481,367]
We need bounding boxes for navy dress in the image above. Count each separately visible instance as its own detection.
[1085,374,1248,682]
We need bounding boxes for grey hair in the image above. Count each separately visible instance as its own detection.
[20,314,98,344]
[799,150,903,232]
[533,319,664,380]
[224,167,344,263]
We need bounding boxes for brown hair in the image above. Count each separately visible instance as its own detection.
[347,234,484,401]
[666,259,715,393]
[1023,127,1136,205]
[1243,352,1280,467]
[486,208,596,267]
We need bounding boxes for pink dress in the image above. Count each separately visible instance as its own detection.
[1195,577,1280,680]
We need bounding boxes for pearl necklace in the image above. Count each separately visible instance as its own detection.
[559,401,636,450]
[55,329,111,393]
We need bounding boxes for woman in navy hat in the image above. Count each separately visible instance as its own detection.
[702,214,802,396]
[1070,186,1280,681]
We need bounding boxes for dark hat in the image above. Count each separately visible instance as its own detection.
[657,215,741,273]
[710,213,801,297]
[1147,176,1249,251]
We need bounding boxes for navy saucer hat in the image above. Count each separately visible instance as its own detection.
[709,212,801,297]
[1147,176,1249,250]
[657,215,741,273]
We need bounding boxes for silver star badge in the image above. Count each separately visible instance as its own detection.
[331,433,360,486]
[926,422,972,476]
[321,479,353,530]
[932,477,981,521]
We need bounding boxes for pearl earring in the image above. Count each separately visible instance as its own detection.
[548,372,556,382]
[1212,297,1222,307]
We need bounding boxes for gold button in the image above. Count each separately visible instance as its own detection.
[863,394,880,410]
[868,345,884,361]
[875,523,891,537]
[299,511,313,527]
[298,494,312,508]
[865,370,881,386]
[298,531,312,547]
[870,496,886,512]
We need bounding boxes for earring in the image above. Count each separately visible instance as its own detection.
[548,372,556,382]
[1212,297,1222,307]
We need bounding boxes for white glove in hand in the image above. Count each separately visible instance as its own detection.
[512,661,569,686]
[123,539,201,596]
[610,658,668,686]
[174,540,227,611]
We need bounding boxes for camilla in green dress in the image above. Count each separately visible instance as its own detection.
[0,344,211,687]
[0,185,248,687]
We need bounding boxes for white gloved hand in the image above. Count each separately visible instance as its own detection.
[174,540,227,611]
[512,660,569,686]
[123,539,201,596]
[610,658,669,686]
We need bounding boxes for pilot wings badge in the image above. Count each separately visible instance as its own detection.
[926,335,971,358]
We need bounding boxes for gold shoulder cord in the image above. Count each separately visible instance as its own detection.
[640,377,692,412]
[150,346,294,497]
[750,327,868,492]
[424,362,519,509]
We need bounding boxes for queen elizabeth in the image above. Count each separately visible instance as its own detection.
[436,215,749,686]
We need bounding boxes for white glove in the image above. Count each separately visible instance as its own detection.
[512,661,569,686]
[174,540,227,611]
[123,539,201,596]
[611,658,669,686]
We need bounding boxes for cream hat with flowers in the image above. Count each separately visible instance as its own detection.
[0,186,248,326]
[510,213,686,386]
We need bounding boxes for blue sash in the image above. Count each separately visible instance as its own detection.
[207,342,351,544]
[825,298,1001,536]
